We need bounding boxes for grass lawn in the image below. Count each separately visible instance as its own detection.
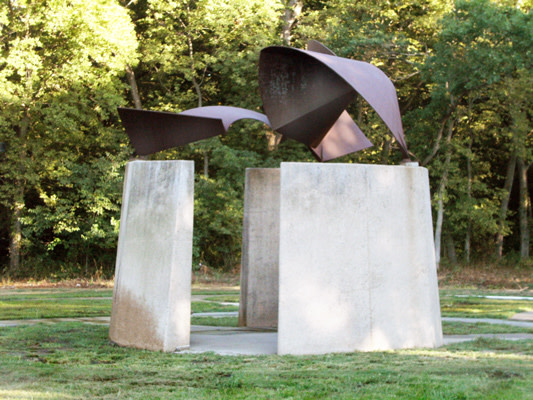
[0,289,239,320]
[191,316,239,327]
[0,322,531,399]
[1,286,533,398]
[440,295,533,319]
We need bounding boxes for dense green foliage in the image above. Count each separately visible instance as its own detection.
[0,0,531,277]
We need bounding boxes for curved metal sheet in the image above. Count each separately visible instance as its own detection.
[305,41,374,161]
[117,107,224,155]
[259,44,408,159]
[118,106,271,156]
[259,46,355,148]
[310,110,373,161]
[180,106,271,131]
[302,49,408,157]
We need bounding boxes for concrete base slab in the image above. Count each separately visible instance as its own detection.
[510,312,533,322]
[185,329,533,355]
[186,326,277,355]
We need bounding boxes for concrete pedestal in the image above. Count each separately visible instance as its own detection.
[239,168,280,329]
[109,160,194,352]
[278,162,443,355]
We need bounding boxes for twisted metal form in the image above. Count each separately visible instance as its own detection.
[118,41,408,161]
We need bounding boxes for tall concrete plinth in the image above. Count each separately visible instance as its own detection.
[278,162,443,355]
[109,160,194,352]
[239,168,280,329]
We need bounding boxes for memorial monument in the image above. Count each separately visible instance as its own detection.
[110,41,443,354]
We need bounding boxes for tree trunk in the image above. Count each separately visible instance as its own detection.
[203,150,209,178]
[265,130,282,151]
[381,139,391,164]
[517,157,530,259]
[434,177,446,268]
[495,152,517,258]
[125,64,142,109]
[281,0,303,46]
[8,187,23,275]
[434,118,454,268]
[9,112,29,275]
[464,140,472,263]
[446,234,458,264]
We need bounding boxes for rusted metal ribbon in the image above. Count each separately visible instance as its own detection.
[117,106,271,156]
[118,41,408,161]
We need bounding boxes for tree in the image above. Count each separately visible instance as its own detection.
[0,0,138,275]
[414,0,532,263]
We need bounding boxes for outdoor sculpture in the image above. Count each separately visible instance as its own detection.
[118,41,408,161]
[111,41,443,355]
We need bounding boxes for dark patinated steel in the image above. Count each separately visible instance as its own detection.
[118,106,271,156]
[118,41,408,161]
[259,43,409,160]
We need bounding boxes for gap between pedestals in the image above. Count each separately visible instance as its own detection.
[186,326,278,356]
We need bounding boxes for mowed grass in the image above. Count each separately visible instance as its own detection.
[440,295,533,319]
[0,288,239,320]
[0,298,112,320]
[191,316,239,327]
[0,322,532,399]
[0,288,531,333]
[0,287,532,398]
[0,289,113,300]
[442,321,533,335]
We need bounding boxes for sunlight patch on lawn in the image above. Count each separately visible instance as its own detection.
[0,389,73,399]
[401,348,533,361]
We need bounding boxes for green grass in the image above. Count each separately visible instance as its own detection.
[442,321,533,335]
[0,298,112,320]
[0,289,113,300]
[0,323,531,399]
[204,295,240,303]
[440,288,533,298]
[2,288,532,336]
[191,302,239,313]
[191,316,239,327]
[440,296,533,319]
[192,289,240,296]
[0,297,237,320]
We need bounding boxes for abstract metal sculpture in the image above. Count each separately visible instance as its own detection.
[118,41,408,161]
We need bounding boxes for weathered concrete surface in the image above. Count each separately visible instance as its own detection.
[278,162,443,355]
[511,312,533,322]
[109,160,194,352]
[186,326,278,356]
[239,168,280,329]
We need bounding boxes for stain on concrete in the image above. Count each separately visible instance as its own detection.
[109,289,163,351]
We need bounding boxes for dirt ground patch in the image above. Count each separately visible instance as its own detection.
[438,264,532,291]
[2,264,531,291]
[1,268,240,291]
[0,278,113,290]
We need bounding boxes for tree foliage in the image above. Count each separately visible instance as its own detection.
[0,0,531,277]
[0,0,137,276]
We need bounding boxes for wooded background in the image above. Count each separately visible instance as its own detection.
[0,0,531,278]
